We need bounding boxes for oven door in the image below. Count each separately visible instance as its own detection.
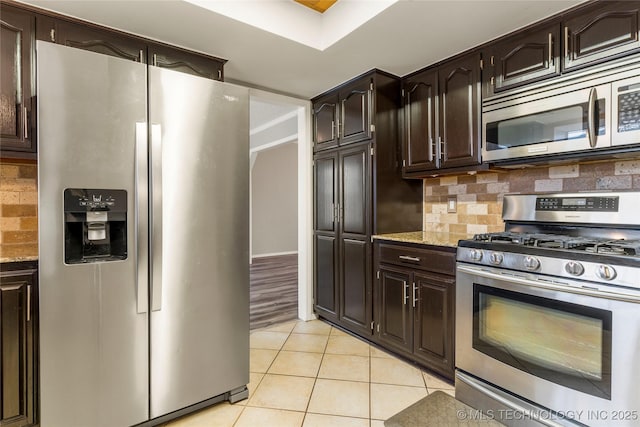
[482,83,611,162]
[456,263,640,426]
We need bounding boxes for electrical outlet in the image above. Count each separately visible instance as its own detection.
[447,196,457,213]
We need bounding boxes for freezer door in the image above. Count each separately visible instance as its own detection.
[37,42,149,426]
[149,67,250,418]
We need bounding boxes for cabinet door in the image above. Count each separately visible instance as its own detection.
[403,69,438,173]
[313,151,339,320]
[564,1,640,72]
[438,53,482,169]
[0,6,35,155]
[149,43,224,81]
[0,270,36,427]
[340,238,371,334]
[377,267,413,355]
[486,22,561,94]
[47,18,146,62]
[339,144,370,237]
[314,234,339,321]
[339,79,372,145]
[314,152,338,233]
[413,273,455,379]
[313,93,339,151]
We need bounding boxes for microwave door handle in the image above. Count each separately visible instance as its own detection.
[587,87,598,148]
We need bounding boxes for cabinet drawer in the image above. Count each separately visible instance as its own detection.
[378,243,455,275]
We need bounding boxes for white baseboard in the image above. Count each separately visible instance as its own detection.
[251,251,298,259]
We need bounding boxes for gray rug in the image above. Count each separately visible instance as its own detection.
[385,391,504,427]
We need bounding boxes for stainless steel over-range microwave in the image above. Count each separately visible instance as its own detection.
[482,58,640,163]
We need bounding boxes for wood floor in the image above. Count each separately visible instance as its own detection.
[249,254,298,330]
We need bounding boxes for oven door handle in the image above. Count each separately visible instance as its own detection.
[457,264,640,303]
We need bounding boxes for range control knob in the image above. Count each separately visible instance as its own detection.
[489,252,504,265]
[596,265,617,281]
[565,261,585,276]
[523,256,540,271]
[469,249,483,262]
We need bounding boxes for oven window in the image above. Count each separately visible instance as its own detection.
[485,99,605,151]
[473,284,611,400]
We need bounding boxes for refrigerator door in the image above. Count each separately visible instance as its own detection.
[148,67,250,417]
[37,42,149,426]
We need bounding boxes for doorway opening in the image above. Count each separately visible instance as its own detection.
[249,89,313,330]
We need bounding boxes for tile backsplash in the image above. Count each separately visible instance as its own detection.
[0,162,38,260]
[423,158,640,237]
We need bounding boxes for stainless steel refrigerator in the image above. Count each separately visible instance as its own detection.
[37,41,249,427]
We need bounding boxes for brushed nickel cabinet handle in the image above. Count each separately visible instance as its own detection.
[27,285,31,322]
[564,26,569,59]
[412,282,417,308]
[23,107,28,139]
[402,281,408,305]
[331,120,335,140]
[399,255,421,262]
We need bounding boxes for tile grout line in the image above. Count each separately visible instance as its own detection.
[299,323,332,427]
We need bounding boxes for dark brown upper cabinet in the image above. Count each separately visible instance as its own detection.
[312,78,372,151]
[401,52,482,176]
[149,43,224,81]
[403,69,438,173]
[37,16,146,62]
[339,78,372,145]
[563,1,640,72]
[36,13,225,80]
[312,93,339,151]
[438,52,482,170]
[1,4,35,157]
[484,22,561,96]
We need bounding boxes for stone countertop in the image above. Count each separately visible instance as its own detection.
[1,255,39,264]
[373,231,469,248]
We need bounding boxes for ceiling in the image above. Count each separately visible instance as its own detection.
[20,0,583,99]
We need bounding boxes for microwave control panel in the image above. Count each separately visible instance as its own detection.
[536,196,619,212]
[617,84,640,132]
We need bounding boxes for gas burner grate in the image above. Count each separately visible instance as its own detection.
[583,240,640,256]
[471,233,640,257]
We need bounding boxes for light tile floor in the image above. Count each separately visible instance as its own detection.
[166,319,455,427]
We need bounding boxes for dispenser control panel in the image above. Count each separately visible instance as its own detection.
[64,189,127,212]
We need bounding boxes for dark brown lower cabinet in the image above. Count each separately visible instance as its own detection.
[0,262,38,427]
[375,241,455,380]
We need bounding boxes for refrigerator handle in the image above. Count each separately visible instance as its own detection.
[151,123,163,312]
[135,122,149,314]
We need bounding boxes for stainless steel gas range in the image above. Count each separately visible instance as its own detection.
[455,192,640,427]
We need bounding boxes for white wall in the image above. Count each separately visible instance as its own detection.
[251,142,298,257]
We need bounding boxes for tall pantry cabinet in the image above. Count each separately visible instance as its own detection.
[312,70,422,337]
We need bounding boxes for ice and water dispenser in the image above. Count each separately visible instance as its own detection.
[64,189,128,264]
